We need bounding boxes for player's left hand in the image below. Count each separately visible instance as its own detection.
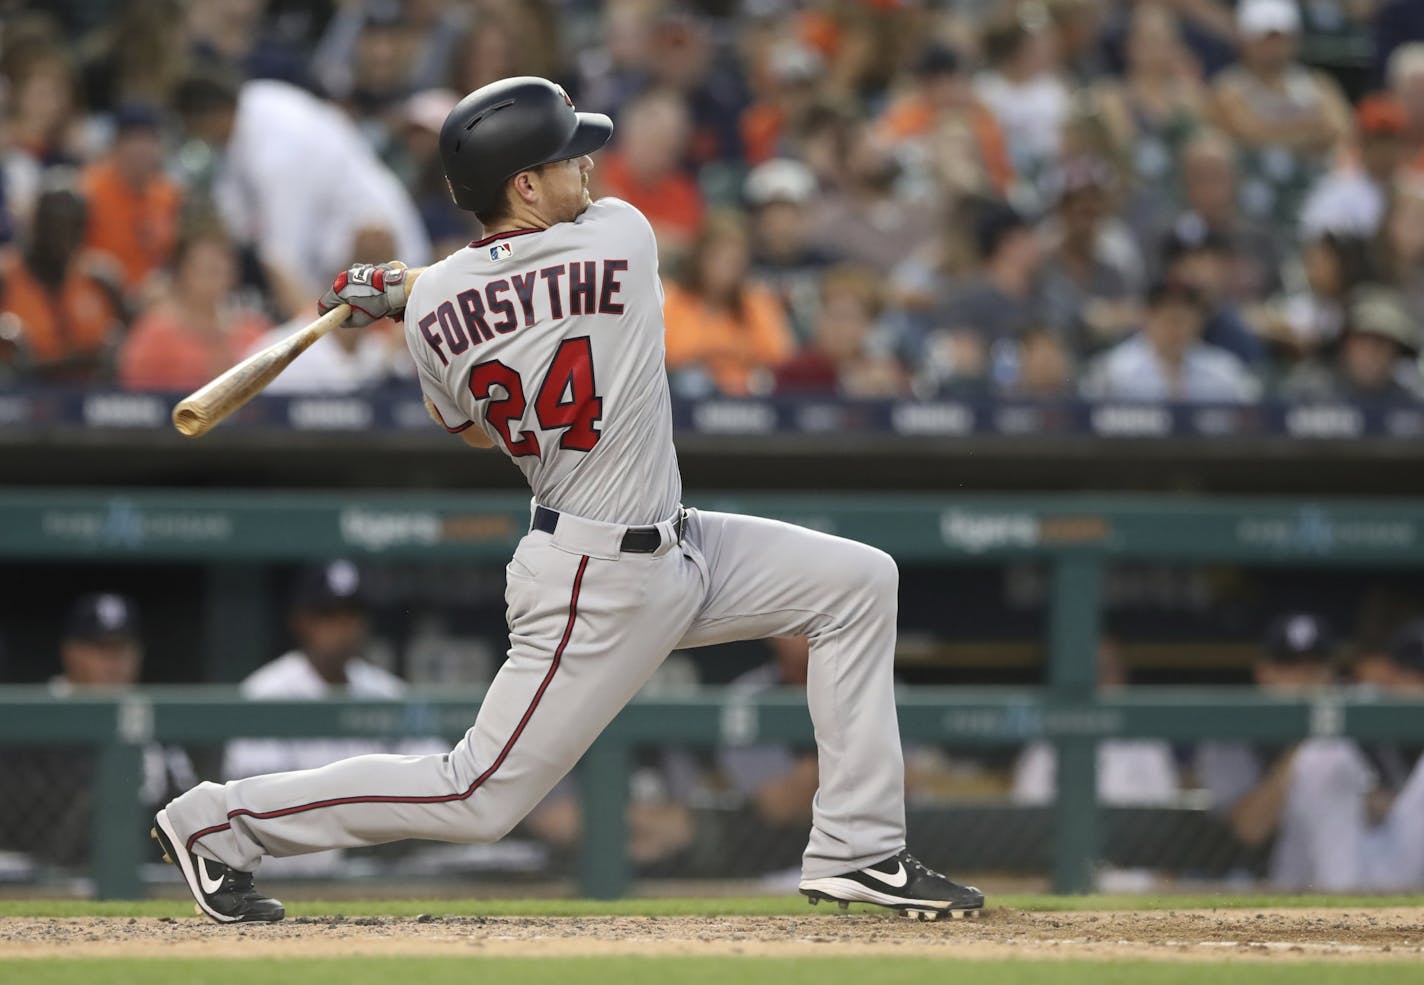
[318,261,409,327]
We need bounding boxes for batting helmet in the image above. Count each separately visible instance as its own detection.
[439,77,614,214]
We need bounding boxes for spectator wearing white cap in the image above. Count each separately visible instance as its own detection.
[1210,0,1351,228]
[744,159,836,342]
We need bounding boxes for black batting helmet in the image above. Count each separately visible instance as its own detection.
[439,77,614,214]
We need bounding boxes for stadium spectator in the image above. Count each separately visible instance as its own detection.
[225,561,442,782]
[0,178,123,383]
[386,88,476,257]
[1160,219,1267,365]
[172,70,429,319]
[1171,129,1283,303]
[333,11,417,126]
[740,39,826,166]
[1301,95,1409,241]
[743,158,834,342]
[806,121,937,275]
[663,211,794,397]
[876,43,1013,199]
[910,201,1047,392]
[1081,280,1259,402]
[1389,43,1424,173]
[246,227,414,394]
[183,0,313,89]
[1047,0,1109,84]
[80,104,181,294]
[594,88,705,254]
[1039,157,1144,354]
[311,0,468,105]
[446,4,565,112]
[642,12,747,169]
[0,594,196,867]
[76,0,187,116]
[1280,285,1423,401]
[1376,1,1424,87]
[1210,0,1351,229]
[1012,640,1180,805]
[3,41,87,171]
[1091,3,1206,230]
[574,0,659,118]
[1258,233,1378,360]
[773,264,905,397]
[1010,328,1074,398]
[118,221,270,392]
[973,11,1071,190]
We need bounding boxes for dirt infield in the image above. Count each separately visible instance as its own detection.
[2,907,1422,962]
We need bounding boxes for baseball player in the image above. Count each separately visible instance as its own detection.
[152,77,984,924]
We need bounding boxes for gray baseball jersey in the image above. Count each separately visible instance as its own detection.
[163,196,909,890]
[408,198,681,526]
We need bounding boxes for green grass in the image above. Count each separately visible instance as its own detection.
[0,893,1421,920]
[0,958,1416,985]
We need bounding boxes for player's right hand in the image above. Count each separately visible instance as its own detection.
[318,261,409,327]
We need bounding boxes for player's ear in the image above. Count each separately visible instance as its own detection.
[511,169,540,206]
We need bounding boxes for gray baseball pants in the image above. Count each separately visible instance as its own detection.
[165,507,906,880]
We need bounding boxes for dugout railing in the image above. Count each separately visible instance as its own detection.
[4,490,1424,897]
[1,688,1423,900]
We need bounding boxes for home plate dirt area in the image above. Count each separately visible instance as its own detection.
[1,908,1422,962]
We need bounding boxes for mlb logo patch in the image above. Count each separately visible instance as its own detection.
[490,242,513,261]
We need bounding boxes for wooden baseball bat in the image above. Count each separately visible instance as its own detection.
[171,267,424,438]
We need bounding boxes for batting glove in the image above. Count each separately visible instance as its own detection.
[318,261,409,327]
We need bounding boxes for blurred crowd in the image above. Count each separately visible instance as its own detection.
[3,0,1424,403]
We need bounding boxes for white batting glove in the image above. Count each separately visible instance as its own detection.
[318,261,409,327]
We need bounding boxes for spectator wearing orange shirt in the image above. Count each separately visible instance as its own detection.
[81,104,181,295]
[876,44,1014,198]
[663,212,794,397]
[118,223,270,392]
[0,179,123,383]
[593,89,704,253]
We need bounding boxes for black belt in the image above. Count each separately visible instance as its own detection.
[532,506,685,553]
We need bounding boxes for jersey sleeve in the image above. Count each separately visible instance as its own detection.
[403,271,475,433]
[415,354,473,433]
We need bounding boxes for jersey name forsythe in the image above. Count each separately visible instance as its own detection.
[417,258,629,366]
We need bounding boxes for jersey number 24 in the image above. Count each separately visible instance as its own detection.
[467,337,603,456]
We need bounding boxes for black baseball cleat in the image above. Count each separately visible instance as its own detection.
[799,849,985,921]
[152,809,285,924]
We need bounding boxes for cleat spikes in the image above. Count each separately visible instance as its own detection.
[838,900,849,911]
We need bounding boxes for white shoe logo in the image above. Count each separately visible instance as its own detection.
[863,862,909,888]
[197,859,226,896]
